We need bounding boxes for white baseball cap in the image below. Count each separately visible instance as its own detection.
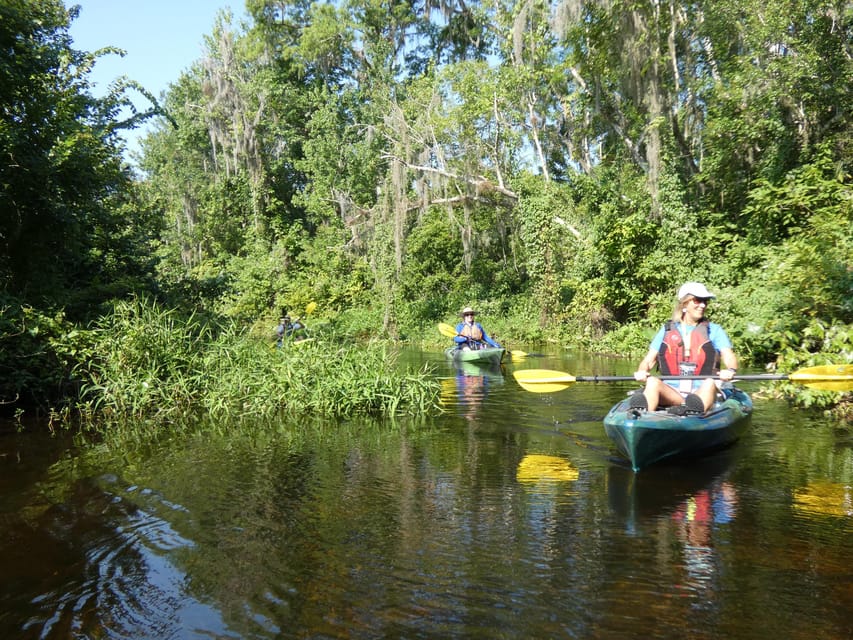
[677,282,716,300]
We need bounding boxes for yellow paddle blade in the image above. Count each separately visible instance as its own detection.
[788,364,853,391]
[438,322,458,338]
[510,350,528,361]
[515,380,572,393]
[795,364,853,376]
[517,454,579,483]
[799,380,853,391]
[512,369,576,393]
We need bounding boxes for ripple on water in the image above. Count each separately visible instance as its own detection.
[18,474,240,640]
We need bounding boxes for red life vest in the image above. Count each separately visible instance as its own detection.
[459,323,484,341]
[657,320,718,375]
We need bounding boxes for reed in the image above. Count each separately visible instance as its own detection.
[78,299,441,433]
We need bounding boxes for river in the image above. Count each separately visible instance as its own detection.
[1,347,851,639]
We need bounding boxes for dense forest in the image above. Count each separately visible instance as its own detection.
[1,0,851,423]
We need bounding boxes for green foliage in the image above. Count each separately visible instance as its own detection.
[699,0,853,216]
[0,0,155,316]
[203,337,441,421]
[293,87,385,225]
[219,235,285,321]
[513,175,569,320]
[585,321,657,358]
[322,305,388,342]
[0,293,94,413]
[742,150,849,248]
[398,208,464,328]
[6,0,853,422]
[78,298,441,432]
[566,168,657,324]
[77,298,213,421]
[297,2,354,79]
[714,152,852,364]
[294,225,375,312]
[559,277,615,345]
[755,155,853,322]
[773,321,853,417]
[637,170,712,293]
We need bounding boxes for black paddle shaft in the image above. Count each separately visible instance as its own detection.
[574,374,789,382]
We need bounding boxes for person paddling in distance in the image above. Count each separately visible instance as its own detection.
[454,306,502,351]
[631,282,739,415]
[275,313,305,347]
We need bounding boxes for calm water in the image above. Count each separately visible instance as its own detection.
[1,347,851,639]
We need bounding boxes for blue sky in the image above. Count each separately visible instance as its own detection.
[67,0,242,158]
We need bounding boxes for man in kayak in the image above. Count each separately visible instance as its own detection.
[630,282,739,414]
[454,306,502,351]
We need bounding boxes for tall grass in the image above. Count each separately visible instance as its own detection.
[77,298,441,432]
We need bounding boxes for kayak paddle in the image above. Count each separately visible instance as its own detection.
[438,322,459,338]
[513,364,853,393]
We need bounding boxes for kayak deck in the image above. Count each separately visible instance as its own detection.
[603,388,753,472]
[445,346,505,366]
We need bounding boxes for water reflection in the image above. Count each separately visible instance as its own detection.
[793,481,853,518]
[606,449,737,532]
[450,361,504,421]
[516,454,579,484]
[2,347,853,639]
[1,470,233,639]
[605,451,741,620]
[671,478,738,595]
[515,454,581,564]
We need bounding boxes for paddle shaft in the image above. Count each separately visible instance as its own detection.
[514,365,853,392]
[563,373,853,383]
[571,374,807,382]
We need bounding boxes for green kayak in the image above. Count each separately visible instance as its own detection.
[445,346,505,367]
[603,388,753,472]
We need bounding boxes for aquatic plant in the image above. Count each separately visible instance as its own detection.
[78,298,441,432]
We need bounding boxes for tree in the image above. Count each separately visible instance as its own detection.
[0,0,157,316]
